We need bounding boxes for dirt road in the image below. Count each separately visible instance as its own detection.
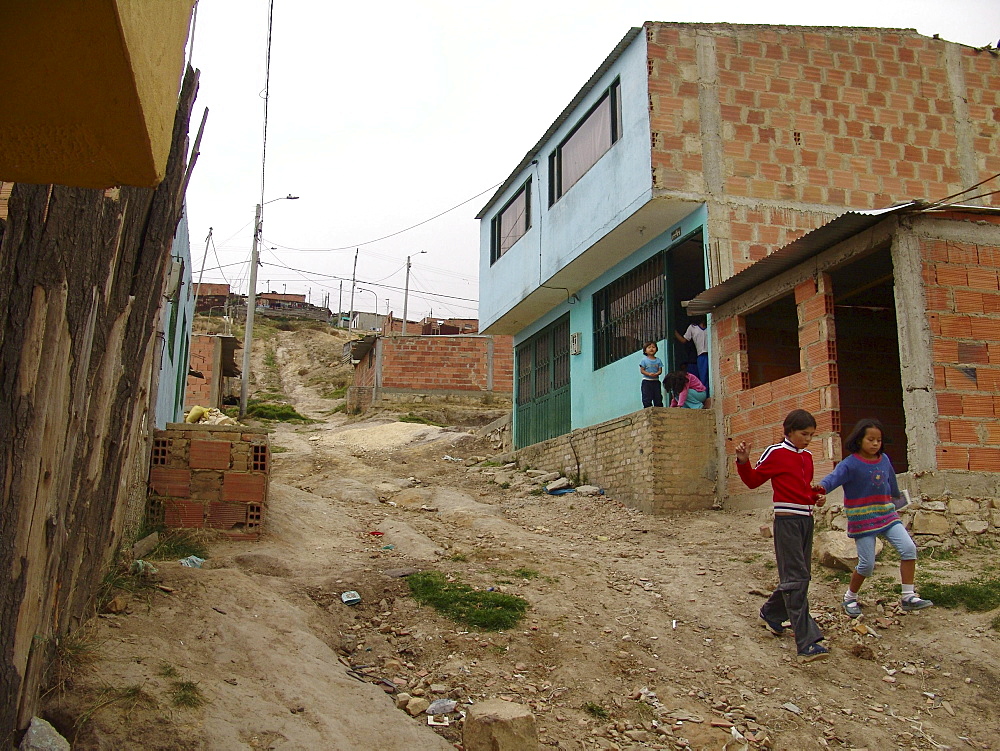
[47,326,1000,749]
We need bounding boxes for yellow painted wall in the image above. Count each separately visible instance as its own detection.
[0,0,194,188]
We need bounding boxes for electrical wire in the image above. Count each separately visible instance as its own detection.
[262,181,501,252]
[210,234,231,286]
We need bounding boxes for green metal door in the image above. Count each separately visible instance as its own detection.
[515,315,570,448]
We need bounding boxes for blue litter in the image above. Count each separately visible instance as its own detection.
[545,488,576,495]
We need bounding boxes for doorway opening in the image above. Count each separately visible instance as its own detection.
[667,230,708,380]
[830,247,907,471]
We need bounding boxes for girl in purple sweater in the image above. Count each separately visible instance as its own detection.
[815,419,933,618]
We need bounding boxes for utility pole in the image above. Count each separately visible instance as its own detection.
[337,281,343,327]
[402,250,426,336]
[194,227,213,312]
[239,203,263,419]
[348,248,358,331]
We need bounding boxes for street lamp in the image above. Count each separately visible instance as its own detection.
[356,287,378,330]
[239,194,299,419]
[402,250,427,336]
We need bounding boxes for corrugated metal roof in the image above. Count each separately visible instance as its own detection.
[476,27,643,220]
[687,202,1000,314]
[685,203,922,314]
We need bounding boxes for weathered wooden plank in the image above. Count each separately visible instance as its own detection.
[0,66,199,742]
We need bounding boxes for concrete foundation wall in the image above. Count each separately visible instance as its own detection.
[514,408,716,514]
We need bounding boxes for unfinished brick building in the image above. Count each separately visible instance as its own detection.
[478,23,1000,512]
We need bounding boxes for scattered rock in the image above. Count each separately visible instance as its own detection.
[19,717,70,751]
[406,697,431,716]
[814,531,882,572]
[575,485,602,496]
[426,698,458,715]
[464,699,538,751]
[545,477,573,492]
[781,703,802,715]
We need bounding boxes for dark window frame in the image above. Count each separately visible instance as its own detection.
[490,178,532,265]
[549,79,622,206]
[744,293,802,388]
[592,250,667,370]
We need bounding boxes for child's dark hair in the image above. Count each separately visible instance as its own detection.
[643,341,658,351]
[782,409,816,434]
[663,370,687,395]
[843,418,885,455]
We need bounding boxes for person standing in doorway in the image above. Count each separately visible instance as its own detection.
[674,317,708,395]
[639,341,664,408]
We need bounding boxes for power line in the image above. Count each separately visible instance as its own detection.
[263,181,501,252]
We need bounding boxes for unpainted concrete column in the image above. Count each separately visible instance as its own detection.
[891,225,937,472]
[943,43,979,204]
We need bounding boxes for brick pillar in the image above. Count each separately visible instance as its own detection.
[796,273,840,472]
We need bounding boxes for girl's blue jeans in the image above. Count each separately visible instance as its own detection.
[855,523,917,577]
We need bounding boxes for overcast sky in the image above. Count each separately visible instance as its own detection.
[183,0,1000,321]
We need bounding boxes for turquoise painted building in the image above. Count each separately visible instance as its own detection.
[477,28,710,448]
[154,213,195,427]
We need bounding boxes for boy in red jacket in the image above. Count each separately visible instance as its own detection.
[735,409,829,662]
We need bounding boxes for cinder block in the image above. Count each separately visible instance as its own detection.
[223,472,267,503]
[149,468,191,497]
[189,439,231,469]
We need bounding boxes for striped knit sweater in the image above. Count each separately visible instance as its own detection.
[818,453,902,538]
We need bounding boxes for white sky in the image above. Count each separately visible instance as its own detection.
[183,0,1000,321]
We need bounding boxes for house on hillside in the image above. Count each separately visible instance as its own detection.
[193,282,230,314]
[478,23,1000,509]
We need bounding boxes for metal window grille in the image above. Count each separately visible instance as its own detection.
[516,346,532,405]
[593,251,666,369]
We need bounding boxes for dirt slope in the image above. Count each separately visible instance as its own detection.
[43,326,1000,750]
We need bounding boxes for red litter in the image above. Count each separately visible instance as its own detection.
[369,531,384,537]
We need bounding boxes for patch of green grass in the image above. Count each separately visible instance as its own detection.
[990,612,1000,631]
[920,576,1000,612]
[270,445,290,454]
[169,680,206,708]
[147,530,209,562]
[448,553,469,562]
[246,401,312,422]
[157,662,179,678]
[323,385,349,399]
[583,702,609,720]
[407,571,529,631]
[397,412,444,426]
[43,623,101,695]
[263,349,277,368]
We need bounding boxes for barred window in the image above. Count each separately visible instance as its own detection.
[593,252,665,369]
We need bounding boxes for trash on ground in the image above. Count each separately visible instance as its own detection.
[426,699,458,714]
[341,591,362,606]
[131,560,158,575]
[178,555,205,568]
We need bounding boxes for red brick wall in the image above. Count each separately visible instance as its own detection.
[719,274,841,497]
[922,223,1000,471]
[185,334,217,409]
[646,23,1000,276]
[352,335,514,394]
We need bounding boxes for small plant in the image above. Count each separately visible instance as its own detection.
[263,349,277,368]
[512,567,540,580]
[407,571,529,631]
[147,530,209,562]
[323,385,349,399]
[583,702,610,720]
[990,612,1000,631]
[920,576,1000,612]
[75,684,153,729]
[169,680,206,708]
[448,553,469,562]
[270,445,290,454]
[157,662,179,678]
[246,401,311,422]
[499,482,511,489]
[43,624,101,695]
